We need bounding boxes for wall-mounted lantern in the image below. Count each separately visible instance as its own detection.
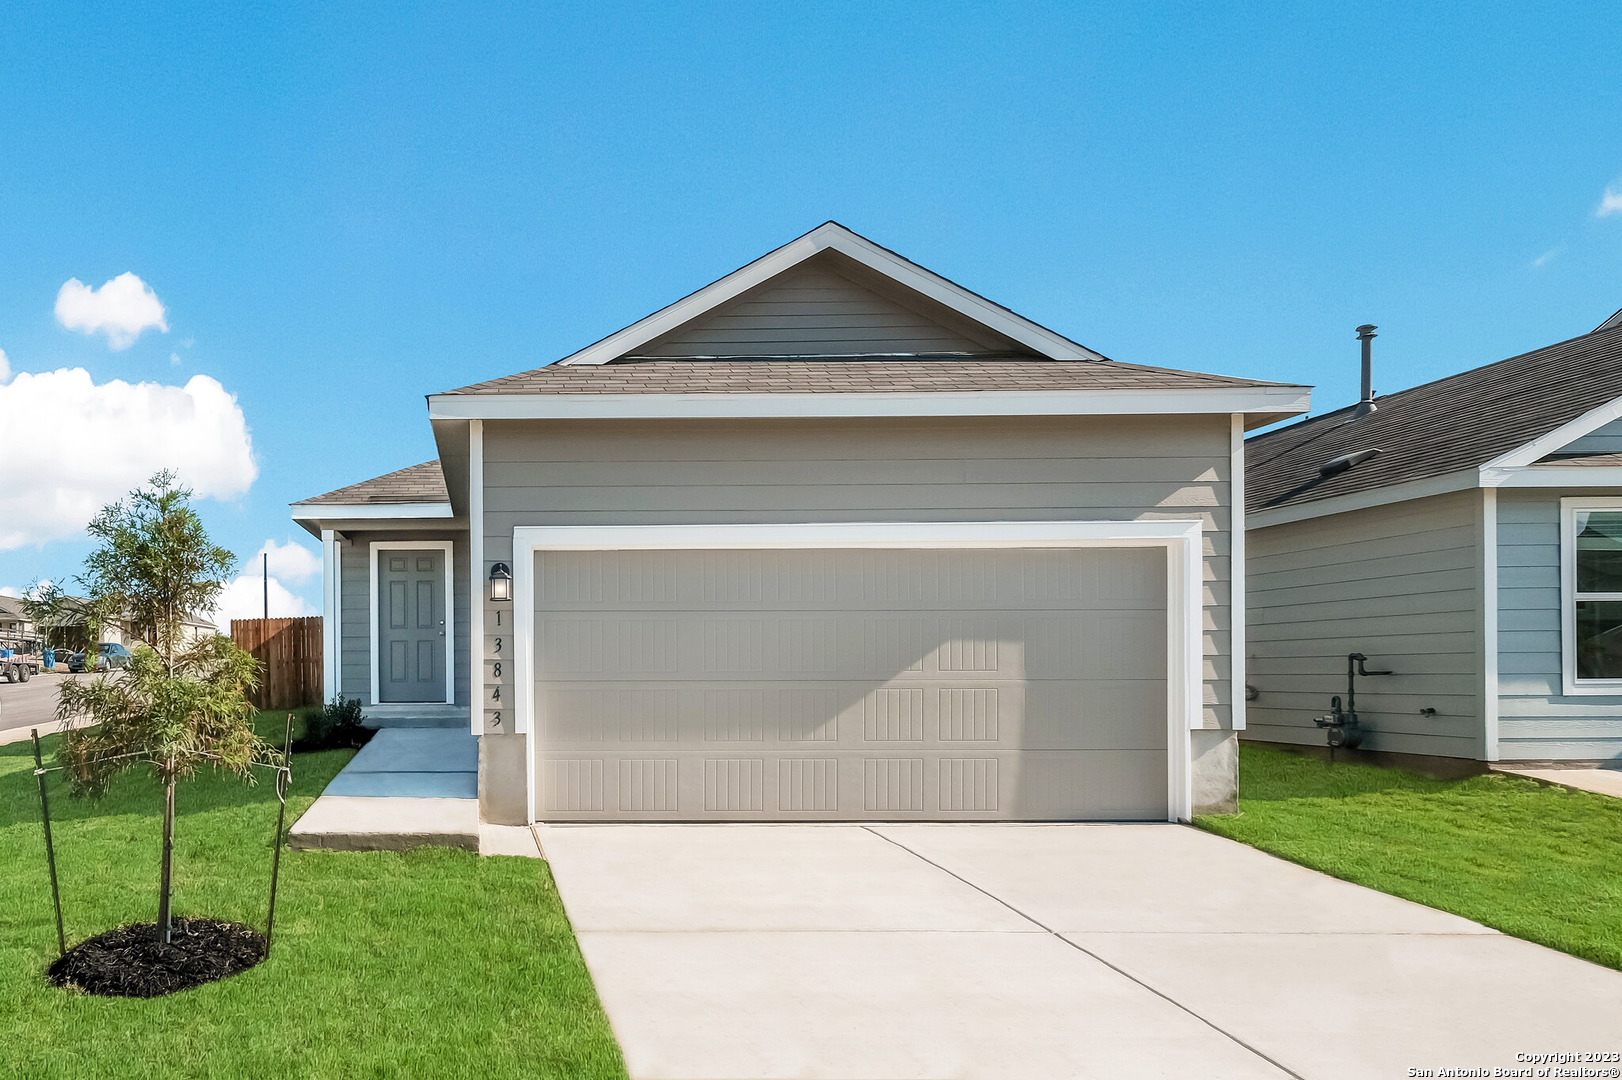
[488,562,513,602]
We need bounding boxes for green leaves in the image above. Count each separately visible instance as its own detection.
[56,636,276,795]
[79,470,236,663]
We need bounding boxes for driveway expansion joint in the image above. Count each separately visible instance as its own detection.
[862,825,1309,1080]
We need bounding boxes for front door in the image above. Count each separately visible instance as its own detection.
[378,549,446,703]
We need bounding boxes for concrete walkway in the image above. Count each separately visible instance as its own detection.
[538,823,1622,1080]
[1496,764,1622,798]
[288,725,540,856]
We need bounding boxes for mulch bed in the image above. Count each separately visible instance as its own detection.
[46,918,267,997]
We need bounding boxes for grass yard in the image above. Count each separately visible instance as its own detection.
[0,716,627,1080]
[1197,743,1622,971]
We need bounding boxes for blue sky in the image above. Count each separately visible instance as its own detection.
[1,2,1619,617]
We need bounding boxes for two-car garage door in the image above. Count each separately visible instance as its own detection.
[531,545,1169,821]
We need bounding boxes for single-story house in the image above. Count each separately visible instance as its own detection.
[1245,311,1622,766]
[292,222,1309,823]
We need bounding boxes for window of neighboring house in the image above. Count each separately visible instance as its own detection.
[1566,501,1622,688]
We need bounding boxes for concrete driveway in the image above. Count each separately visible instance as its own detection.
[537,823,1622,1080]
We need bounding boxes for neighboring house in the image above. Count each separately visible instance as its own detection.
[292,223,1308,824]
[0,596,36,638]
[1246,313,1622,766]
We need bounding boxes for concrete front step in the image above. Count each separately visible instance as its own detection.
[289,796,479,852]
[362,703,470,729]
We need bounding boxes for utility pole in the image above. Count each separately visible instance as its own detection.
[263,552,269,620]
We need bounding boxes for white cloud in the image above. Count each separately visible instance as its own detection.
[253,539,321,585]
[0,585,20,598]
[0,348,10,383]
[0,365,257,550]
[209,573,316,625]
[1532,248,1559,268]
[1599,185,1622,218]
[55,272,169,349]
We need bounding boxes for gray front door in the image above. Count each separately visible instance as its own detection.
[379,549,446,703]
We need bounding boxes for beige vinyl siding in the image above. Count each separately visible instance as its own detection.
[482,414,1234,729]
[337,529,471,706]
[1497,488,1622,760]
[636,259,1014,358]
[1246,490,1485,757]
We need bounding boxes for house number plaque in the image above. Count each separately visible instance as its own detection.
[483,604,513,734]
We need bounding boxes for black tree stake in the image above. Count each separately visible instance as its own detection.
[31,729,66,957]
[265,712,293,956]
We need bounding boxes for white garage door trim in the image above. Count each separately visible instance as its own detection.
[511,520,1204,823]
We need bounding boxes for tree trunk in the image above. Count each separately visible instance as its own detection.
[157,774,175,945]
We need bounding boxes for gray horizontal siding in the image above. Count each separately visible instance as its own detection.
[1495,489,1622,762]
[337,529,471,707]
[1246,490,1485,758]
[638,260,1003,357]
[483,414,1235,729]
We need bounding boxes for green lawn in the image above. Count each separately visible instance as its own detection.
[0,717,627,1080]
[1197,743,1622,970]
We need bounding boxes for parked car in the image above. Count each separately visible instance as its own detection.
[68,642,134,673]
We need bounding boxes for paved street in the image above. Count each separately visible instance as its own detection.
[0,672,83,746]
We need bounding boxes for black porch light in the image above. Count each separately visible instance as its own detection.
[488,562,513,602]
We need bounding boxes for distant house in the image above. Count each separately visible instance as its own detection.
[10,595,217,652]
[1246,311,1622,766]
[293,222,1309,824]
[0,595,36,639]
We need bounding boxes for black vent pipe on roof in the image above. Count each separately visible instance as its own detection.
[1349,324,1378,419]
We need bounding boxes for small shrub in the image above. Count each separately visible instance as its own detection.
[290,697,374,753]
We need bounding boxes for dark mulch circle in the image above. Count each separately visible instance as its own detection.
[46,918,267,998]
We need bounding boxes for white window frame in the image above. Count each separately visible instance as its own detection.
[1559,497,1622,695]
[369,540,456,706]
[510,519,1205,825]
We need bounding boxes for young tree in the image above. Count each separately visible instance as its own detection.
[56,472,274,945]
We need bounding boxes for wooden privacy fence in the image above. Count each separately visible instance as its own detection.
[231,617,322,710]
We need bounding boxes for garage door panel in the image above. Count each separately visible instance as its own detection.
[539,679,1163,752]
[533,546,1170,821]
[535,548,1168,612]
[541,610,1167,682]
[530,750,1169,822]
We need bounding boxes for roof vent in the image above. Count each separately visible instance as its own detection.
[1348,324,1378,419]
[1319,448,1382,478]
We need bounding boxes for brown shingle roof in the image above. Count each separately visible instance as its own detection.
[1247,323,1622,514]
[296,460,447,506]
[438,357,1291,396]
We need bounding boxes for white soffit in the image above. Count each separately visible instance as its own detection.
[552,222,1104,366]
[427,386,1312,421]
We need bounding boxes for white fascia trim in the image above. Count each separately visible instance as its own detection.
[428,387,1312,422]
[1491,467,1622,488]
[511,518,1205,824]
[1229,414,1246,732]
[554,222,1103,366]
[1481,489,1499,760]
[321,530,339,703]
[369,540,457,707]
[1247,469,1480,529]
[293,502,453,521]
[1559,497,1622,697]
[1482,393,1622,471]
[468,420,484,735]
